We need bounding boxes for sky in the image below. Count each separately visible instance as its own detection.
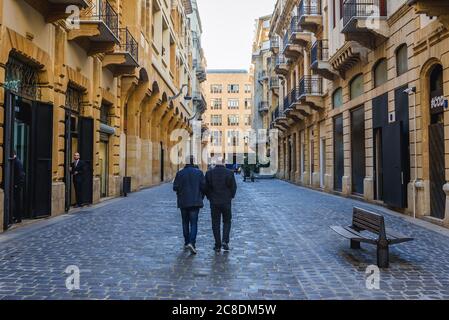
[196,0,275,71]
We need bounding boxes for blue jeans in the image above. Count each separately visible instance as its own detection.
[181,207,200,247]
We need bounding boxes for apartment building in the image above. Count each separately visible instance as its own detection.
[265,0,449,227]
[203,70,253,164]
[0,0,207,232]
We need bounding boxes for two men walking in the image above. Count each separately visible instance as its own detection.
[173,156,237,254]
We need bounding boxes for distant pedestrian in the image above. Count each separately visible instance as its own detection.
[12,150,25,224]
[70,152,86,208]
[173,155,206,254]
[205,156,237,253]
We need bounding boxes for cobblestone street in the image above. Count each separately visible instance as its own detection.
[1,177,449,300]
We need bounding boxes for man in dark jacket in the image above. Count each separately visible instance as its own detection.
[173,156,206,254]
[205,157,237,252]
[12,151,25,224]
[70,152,86,207]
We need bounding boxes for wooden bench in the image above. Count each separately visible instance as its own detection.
[330,207,414,268]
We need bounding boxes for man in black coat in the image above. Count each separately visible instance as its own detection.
[70,152,86,208]
[12,151,25,224]
[205,157,237,252]
[173,156,206,254]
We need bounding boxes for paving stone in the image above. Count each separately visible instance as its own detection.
[1,178,449,300]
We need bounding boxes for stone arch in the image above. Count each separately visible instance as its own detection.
[419,58,445,182]
[0,28,53,102]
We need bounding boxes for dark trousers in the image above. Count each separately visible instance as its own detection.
[211,203,232,247]
[181,207,200,246]
[73,178,84,206]
[12,186,23,223]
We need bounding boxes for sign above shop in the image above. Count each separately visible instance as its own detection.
[430,95,447,114]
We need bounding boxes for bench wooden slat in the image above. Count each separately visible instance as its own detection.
[330,226,377,244]
[352,216,383,233]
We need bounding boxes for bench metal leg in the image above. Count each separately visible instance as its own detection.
[377,244,389,268]
[350,240,361,249]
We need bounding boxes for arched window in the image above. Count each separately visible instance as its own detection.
[350,74,364,100]
[373,58,387,87]
[396,44,408,76]
[333,87,343,108]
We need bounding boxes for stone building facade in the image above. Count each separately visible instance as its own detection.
[0,0,206,232]
[203,70,253,164]
[264,0,449,227]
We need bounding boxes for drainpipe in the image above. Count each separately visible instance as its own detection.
[405,87,417,219]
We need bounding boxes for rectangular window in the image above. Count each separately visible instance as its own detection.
[227,130,240,146]
[210,130,223,146]
[244,115,251,126]
[211,98,222,110]
[244,84,252,94]
[228,84,240,93]
[210,84,222,94]
[228,115,239,126]
[210,115,222,126]
[228,99,239,109]
[244,98,252,109]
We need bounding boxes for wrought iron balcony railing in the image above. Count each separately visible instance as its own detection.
[270,36,280,50]
[118,27,138,63]
[270,77,279,89]
[84,0,119,39]
[311,40,329,65]
[343,0,387,27]
[298,75,323,97]
[275,54,287,66]
[298,0,322,18]
[259,101,269,112]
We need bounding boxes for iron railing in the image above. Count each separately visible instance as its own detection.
[276,54,287,66]
[259,101,269,112]
[118,27,138,63]
[84,0,119,39]
[311,39,329,65]
[270,36,280,50]
[270,77,279,88]
[298,0,322,18]
[298,75,323,97]
[343,0,387,27]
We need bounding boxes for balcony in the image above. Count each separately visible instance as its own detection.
[270,77,280,93]
[68,0,120,56]
[298,0,323,34]
[258,101,269,113]
[193,91,207,113]
[282,21,303,60]
[258,71,269,82]
[342,0,389,50]
[297,75,324,110]
[273,107,289,131]
[103,27,139,76]
[270,36,280,54]
[274,54,289,76]
[194,59,207,82]
[329,41,369,79]
[310,40,338,80]
[289,16,313,48]
[408,0,449,29]
[24,0,89,23]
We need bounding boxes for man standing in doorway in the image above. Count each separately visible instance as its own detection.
[12,150,25,224]
[205,156,237,253]
[173,155,206,255]
[70,152,86,208]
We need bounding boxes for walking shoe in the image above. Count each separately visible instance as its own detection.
[222,243,230,251]
[213,246,221,253]
[187,243,197,255]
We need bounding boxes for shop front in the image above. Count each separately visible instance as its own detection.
[2,55,53,230]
